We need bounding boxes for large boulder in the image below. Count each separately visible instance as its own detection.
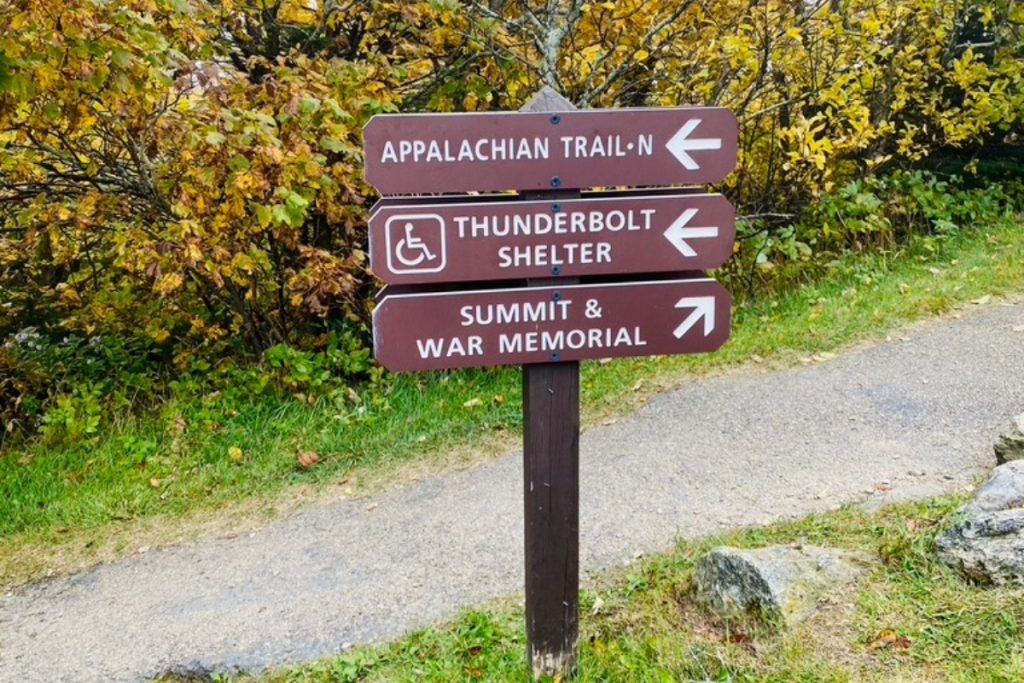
[693,545,872,627]
[936,461,1024,585]
[994,413,1024,464]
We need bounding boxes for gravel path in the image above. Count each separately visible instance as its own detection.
[2,301,1023,682]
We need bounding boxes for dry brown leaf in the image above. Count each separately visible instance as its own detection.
[869,628,912,650]
[296,450,320,469]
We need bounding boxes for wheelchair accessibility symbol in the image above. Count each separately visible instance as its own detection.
[385,214,447,275]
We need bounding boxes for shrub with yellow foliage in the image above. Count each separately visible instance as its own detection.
[1,0,1021,439]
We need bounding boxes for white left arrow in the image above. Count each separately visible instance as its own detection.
[664,208,719,257]
[674,297,716,338]
[665,119,722,170]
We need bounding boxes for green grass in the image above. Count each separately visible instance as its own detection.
[3,214,1024,587]
[184,497,1021,682]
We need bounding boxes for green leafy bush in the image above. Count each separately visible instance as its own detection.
[1,0,1022,445]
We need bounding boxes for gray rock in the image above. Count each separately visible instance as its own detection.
[994,413,1024,464]
[936,460,1024,585]
[692,545,872,627]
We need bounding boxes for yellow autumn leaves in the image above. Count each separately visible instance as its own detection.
[1,0,1020,369]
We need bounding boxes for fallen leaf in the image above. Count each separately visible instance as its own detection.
[296,450,320,469]
[729,630,752,644]
[149,478,161,489]
[869,629,897,649]
[869,628,912,650]
[228,446,244,462]
[493,394,505,405]
[462,397,483,409]
[631,379,644,391]
[972,295,992,305]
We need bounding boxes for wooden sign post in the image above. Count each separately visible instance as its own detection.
[520,87,581,680]
[363,87,738,681]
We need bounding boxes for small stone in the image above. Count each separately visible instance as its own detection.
[693,545,872,628]
[994,413,1024,464]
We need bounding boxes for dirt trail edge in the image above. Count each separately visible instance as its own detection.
[3,301,1023,682]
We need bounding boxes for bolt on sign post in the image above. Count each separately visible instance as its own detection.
[364,87,738,681]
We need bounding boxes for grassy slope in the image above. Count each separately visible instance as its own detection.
[3,214,1024,588]
[216,497,1023,682]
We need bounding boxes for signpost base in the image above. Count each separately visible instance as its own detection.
[523,360,580,680]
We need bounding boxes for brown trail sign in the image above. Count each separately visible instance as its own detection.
[363,107,738,195]
[368,193,735,285]
[363,86,737,682]
[372,279,730,373]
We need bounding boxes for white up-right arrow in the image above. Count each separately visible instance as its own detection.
[665,119,722,170]
[664,208,719,257]
[674,296,716,338]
